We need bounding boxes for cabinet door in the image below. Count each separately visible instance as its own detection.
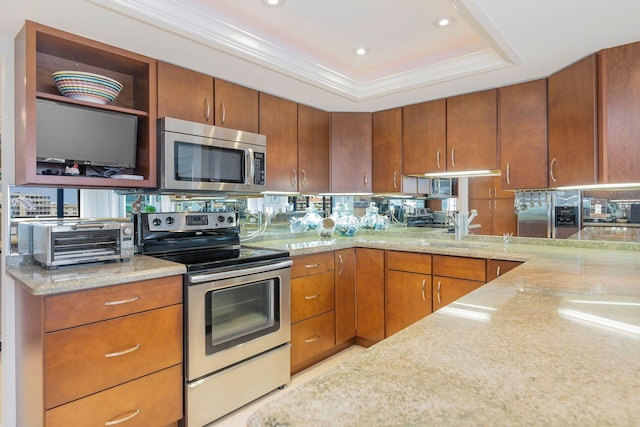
[335,249,356,344]
[385,270,432,336]
[499,79,548,190]
[158,62,213,124]
[355,248,385,343]
[372,107,403,193]
[214,78,259,133]
[330,112,373,193]
[432,276,483,311]
[402,99,446,174]
[291,311,335,370]
[598,41,640,183]
[468,198,493,235]
[492,198,517,236]
[298,104,330,193]
[468,176,495,200]
[260,93,298,192]
[548,55,598,187]
[291,271,335,323]
[446,89,498,171]
[486,259,522,282]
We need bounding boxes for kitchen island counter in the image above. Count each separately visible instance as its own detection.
[248,235,640,426]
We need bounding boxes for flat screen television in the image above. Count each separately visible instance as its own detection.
[36,99,138,169]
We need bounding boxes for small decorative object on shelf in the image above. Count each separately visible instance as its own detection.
[301,203,323,230]
[335,203,360,236]
[52,71,123,105]
[360,202,389,230]
[317,218,335,238]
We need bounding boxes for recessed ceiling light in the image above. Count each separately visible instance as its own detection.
[353,47,369,56]
[263,0,284,7]
[434,16,456,27]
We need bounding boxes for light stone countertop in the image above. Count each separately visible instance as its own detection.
[6,255,186,295]
[247,232,640,427]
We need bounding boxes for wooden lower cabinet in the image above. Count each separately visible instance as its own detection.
[432,276,484,311]
[291,310,336,368]
[432,255,486,311]
[335,248,356,344]
[487,259,523,282]
[385,251,433,336]
[45,365,183,427]
[291,271,335,323]
[355,248,385,344]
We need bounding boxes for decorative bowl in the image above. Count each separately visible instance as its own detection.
[51,71,123,104]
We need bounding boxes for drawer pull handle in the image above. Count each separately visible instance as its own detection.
[305,335,321,343]
[338,254,344,275]
[421,279,426,302]
[304,293,320,300]
[105,409,141,426]
[104,296,140,306]
[304,263,320,268]
[437,281,441,305]
[105,344,141,358]
[497,265,502,277]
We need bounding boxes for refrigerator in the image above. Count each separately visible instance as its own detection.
[516,190,581,238]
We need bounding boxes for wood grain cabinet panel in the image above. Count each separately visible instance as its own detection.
[291,311,336,369]
[298,104,330,194]
[598,41,640,184]
[260,93,298,192]
[432,255,486,283]
[498,79,549,190]
[403,99,447,175]
[355,248,385,344]
[446,89,498,172]
[45,304,183,409]
[291,271,335,323]
[548,55,598,187]
[335,249,356,345]
[292,252,335,278]
[432,276,484,311]
[330,112,373,193]
[385,270,432,336]
[45,364,183,427]
[158,61,214,124]
[372,107,403,193]
[214,78,259,133]
[486,259,523,282]
[386,251,432,274]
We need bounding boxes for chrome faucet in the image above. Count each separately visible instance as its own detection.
[448,209,478,241]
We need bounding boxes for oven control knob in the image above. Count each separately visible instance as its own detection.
[228,216,235,224]
[166,216,175,225]
[218,215,226,223]
[152,218,162,226]
[122,226,132,236]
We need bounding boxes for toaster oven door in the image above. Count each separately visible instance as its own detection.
[35,227,123,267]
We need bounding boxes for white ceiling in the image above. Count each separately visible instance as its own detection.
[2,0,640,111]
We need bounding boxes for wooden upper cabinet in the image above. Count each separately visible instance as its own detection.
[214,78,259,133]
[14,21,157,188]
[446,89,498,172]
[330,112,373,193]
[498,79,548,190]
[372,108,403,193]
[260,93,298,192]
[548,55,598,187]
[402,99,446,174]
[468,176,511,199]
[158,61,213,124]
[598,41,640,184]
[298,104,330,194]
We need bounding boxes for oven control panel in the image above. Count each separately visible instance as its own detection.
[145,212,237,231]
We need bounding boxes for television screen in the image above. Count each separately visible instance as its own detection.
[36,99,138,169]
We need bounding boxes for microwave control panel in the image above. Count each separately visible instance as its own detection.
[253,152,266,185]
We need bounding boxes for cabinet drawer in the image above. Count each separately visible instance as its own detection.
[45,304,183,409]
[432,276,484,310]
[45,364,183,427]
[386,251,432,274]
[291,271,335,323]
[45,275,183,332]
[487,259,522,282]
[292,252,334,278]
[432,255,486,282]
[291,311,335,368]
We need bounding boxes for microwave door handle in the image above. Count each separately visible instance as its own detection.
[246,148,255,185]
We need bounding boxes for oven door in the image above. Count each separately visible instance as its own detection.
[186,259,292,380]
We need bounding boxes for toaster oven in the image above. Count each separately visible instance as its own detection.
[32,221,134,268]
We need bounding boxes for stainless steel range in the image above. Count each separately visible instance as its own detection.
[134,212,291,427]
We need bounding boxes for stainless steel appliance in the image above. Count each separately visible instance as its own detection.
[406,207,434,227]
[430,178,457,198]
[159,117,267,193]
[31,220,133,268]
[134,212,291,427]
[516,190,581,238]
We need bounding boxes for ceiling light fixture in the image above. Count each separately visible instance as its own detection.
[263,0,284,7]
[434,16,456,28]
[353,47,369,56]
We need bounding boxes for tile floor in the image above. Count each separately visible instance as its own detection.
[210,345,365,427]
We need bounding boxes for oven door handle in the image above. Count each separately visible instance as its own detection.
[189,259,293,284]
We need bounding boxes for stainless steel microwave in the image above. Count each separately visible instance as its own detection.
[159,117,267,193]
